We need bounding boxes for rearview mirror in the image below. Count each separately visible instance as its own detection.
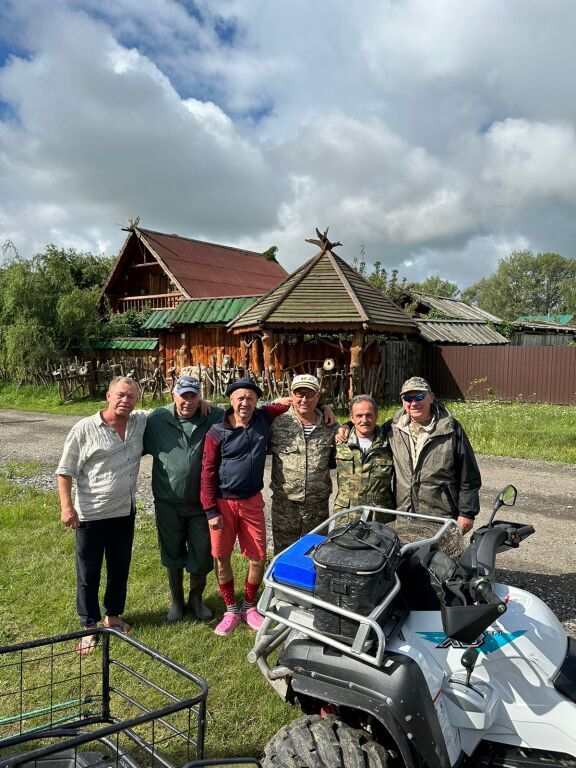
[499,485,517,507]
[488,484,518,526]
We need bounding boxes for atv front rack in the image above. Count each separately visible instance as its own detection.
[250,507,455,675]
[0,628,208,768]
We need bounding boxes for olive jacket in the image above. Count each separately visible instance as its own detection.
[389,402,481,520]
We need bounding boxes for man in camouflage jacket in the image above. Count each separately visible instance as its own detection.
[333,395,395,525]
[269,374,337,554]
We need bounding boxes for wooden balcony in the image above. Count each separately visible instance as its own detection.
[117,293,182,312]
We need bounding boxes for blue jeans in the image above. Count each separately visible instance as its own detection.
[75,512,135,627]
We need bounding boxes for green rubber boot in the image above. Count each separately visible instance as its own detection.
[187,573,213,622]
[166,568,185,623]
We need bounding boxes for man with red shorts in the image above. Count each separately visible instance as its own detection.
[200,378,288,636]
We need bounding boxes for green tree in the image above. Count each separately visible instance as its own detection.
[0,244,112,378]
[411,275,459,298]
[101,307,153,338]
[262,245,279,262]
[353,249,410,304]
[462,250,576,320]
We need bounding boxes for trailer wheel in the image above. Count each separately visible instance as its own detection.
[262,714,388,768]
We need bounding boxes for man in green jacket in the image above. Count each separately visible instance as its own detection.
[143,376,224,623]
[333,394,395,525]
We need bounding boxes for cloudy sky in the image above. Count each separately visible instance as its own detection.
[1,0,575,290]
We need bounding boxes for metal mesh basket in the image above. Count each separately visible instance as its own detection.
[0,628,208,768]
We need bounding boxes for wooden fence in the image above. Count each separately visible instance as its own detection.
[425,345,576,404]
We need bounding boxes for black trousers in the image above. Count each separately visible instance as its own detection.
[75,512,135,627]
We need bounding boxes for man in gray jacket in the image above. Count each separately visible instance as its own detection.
[390,376,481,534]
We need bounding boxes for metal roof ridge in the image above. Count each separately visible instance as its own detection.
[416,318,489,324]
[137,227,271,259]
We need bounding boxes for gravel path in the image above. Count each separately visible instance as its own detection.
[1,408,575,635]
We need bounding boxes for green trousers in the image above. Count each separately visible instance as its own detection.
[154,501,213,575]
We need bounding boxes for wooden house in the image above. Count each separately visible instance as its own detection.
[101,225,287,313]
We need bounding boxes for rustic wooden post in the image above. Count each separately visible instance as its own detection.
[262,332,276,399]
[250,335,263,379]
[349,329,364,397]
[178,344,190,374]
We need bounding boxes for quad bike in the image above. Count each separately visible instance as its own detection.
[249,486,576,768]
[0,627,259,768]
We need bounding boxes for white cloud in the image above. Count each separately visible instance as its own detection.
[1,0,576,289]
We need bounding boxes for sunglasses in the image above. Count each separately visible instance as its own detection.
[401,393,427,403]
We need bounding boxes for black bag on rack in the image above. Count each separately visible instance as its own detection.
[312,519,402,639]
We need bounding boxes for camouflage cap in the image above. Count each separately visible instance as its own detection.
[291,374,320,393]
[400,376,431,394]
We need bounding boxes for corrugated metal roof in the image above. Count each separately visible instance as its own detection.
[416,321,508,345]
[517,314,574,325]
[92,338,159,350]
[230,248,417,332]
[137,228,287,299]
[170,296,259,324]
[141,296,260,329]
[514,320,576,333]
[141,309,175,330]
[410,292,502,322]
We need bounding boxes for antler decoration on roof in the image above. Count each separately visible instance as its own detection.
[305,226,342,252]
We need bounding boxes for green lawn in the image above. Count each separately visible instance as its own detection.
[1,382,575,463]
[0,470,294,760]
[0,384,574,759]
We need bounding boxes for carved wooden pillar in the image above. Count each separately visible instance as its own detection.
[349,329,364,397]
[178,343,190,374]
[262,332,276,395]
[275,339,287,380]
[250,335,263,378]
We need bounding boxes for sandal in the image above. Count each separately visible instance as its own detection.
[102,617,132,635]
[76,632,99,655]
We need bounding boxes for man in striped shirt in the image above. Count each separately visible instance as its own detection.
[57,376,147,653]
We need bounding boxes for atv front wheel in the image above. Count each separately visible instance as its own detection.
[263,714,388,768]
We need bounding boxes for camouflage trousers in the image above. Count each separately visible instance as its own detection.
[271,496,330,556]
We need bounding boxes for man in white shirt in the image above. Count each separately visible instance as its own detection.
[57,376,147,653]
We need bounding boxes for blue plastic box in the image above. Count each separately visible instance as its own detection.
[272,533,326,592]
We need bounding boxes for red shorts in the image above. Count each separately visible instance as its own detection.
[209,492,266,559]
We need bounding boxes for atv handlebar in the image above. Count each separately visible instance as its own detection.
[474,581,506,612]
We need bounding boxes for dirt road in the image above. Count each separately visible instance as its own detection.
[1,408,575,632]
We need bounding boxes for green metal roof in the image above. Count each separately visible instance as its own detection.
[141,296,259,329]
[91,338,158,350]
[229,249,417,331]
[517,314,574,325]
[142,309,175,330]
[170,296,259,324]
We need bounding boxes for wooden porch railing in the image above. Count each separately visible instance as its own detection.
[118,294,181,311]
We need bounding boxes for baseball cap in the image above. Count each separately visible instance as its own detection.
[400,376,431,395]
[291,374,320,393]
[173,376,201,396]
[225,377,263,398]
